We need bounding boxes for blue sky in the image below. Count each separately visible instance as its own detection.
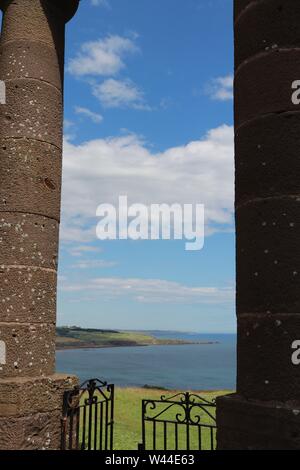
[58,0,235,333]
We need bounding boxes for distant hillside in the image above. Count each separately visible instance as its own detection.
[55,326,212,350]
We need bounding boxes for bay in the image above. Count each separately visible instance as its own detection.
[56,332,236,391]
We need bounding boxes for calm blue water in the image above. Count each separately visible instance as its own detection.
[56,332,236,391]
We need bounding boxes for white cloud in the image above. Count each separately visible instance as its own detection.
[64,119,75,130]
[60,225,96,244]
[205,74,233,101]
[74,106,103,123]
[68,245,103,257]
[67,35,138,77]
[60,124,234,243]
[61,276,234,304]
[71,260,117,269]
[90,0,110,7]
[63,119,77,141]
[93,78,150,110]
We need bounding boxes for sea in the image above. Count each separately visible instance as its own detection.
[56,332,236,391]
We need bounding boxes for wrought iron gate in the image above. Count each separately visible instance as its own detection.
[61,378,114,450]
[139,392,216,451]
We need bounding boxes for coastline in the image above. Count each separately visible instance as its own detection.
[55,327,221,351]
[56,340,219,351]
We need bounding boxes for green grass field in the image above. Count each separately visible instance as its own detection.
[114,388,230,450]
[75,387,231,451]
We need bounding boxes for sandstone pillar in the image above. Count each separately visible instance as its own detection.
[217,1,300,449]
[0,0,79,449]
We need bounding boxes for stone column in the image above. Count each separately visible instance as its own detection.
[217,1,300,449]
[0,0,79,450]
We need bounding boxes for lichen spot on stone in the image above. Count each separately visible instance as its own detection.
[0,341,6,365]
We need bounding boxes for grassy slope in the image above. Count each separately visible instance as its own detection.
[113,388,230,450]
[56,328,197,349]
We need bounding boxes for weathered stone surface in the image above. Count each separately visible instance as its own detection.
[0,266,56,323]
[0,212,59,270]
[0,374,78,416]
[237,314,300,400]
[217,394,300,450]
[235,0,300,68]
[0,409,62,450]
[235,50,300,128]
[235,112,300,205]
[0,0,80,450]
[0,80,62,148]
[0,0,65,49]
[0,323,55,377]
[0,138,62,220]
[0,40,62,90]
[236,198,300,314]
[218,1,300,449]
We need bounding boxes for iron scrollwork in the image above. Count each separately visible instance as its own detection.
[144,392,216,425]
[61,378,114,451]
[140,391,216,451]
